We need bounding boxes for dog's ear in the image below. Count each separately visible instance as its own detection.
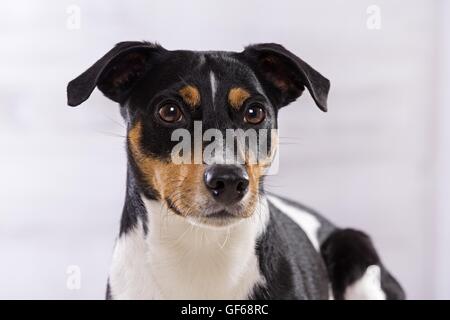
[241,43,330,112]
[67,41,165,107]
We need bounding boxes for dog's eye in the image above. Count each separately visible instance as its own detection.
[158,104,183,123]
[244,104,266,124]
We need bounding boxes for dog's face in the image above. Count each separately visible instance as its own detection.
[67,42,329,227]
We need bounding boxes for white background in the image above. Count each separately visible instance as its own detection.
[0,0,447,299]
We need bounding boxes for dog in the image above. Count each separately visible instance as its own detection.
[67,41,405,300]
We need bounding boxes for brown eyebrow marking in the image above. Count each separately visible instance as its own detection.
[179,85,201,109]
[228,87,251,110]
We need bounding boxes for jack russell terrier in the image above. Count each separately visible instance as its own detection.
[67,41,404,300]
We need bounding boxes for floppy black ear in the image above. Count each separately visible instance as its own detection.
[67,41,165,106]
[241,43,330,112]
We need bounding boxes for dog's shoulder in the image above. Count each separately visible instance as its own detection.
[265,193,336,246]
[251,194,335,299]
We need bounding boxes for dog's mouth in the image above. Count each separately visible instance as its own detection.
[191,210,243,228]
[206,210,234,219]
[166,198,247,227]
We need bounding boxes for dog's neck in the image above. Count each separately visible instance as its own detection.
[109,170,270,299]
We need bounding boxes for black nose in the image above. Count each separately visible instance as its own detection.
[204,165,249,205]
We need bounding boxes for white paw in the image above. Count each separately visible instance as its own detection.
[344,265,386,300]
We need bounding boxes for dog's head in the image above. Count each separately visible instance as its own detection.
[67,41,329,227]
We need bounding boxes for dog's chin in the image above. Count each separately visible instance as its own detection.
[166,195,257,229]
[187,210,246,228]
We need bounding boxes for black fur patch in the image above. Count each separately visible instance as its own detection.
[251,202,329,299]
[119,168,150,236]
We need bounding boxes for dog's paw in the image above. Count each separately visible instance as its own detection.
[344,265,386,300]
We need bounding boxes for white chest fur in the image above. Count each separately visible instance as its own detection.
[108,197,270,299]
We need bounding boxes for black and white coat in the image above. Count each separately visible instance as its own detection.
[106,179,403,300]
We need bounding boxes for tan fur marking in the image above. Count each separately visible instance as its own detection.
[228,87,250,110]
[128,121,204,217]
[179,85,201,108]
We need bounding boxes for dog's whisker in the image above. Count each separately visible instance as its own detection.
[95,130,127,138]
[102,113,126,128]
[218,226,231,249]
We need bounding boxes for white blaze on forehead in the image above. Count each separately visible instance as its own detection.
[209,71,217,108]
